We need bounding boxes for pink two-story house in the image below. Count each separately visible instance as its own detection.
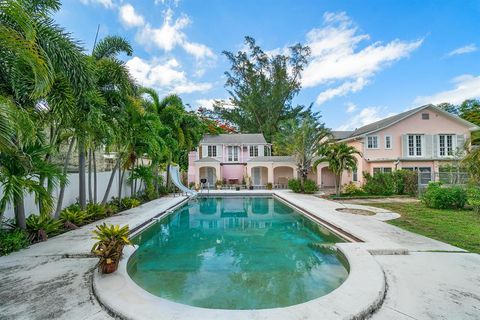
[319,104,479,186]
[187,134,300,187]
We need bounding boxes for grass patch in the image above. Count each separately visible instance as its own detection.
[361,202,480,253]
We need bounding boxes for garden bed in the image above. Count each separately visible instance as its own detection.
[326,194,414,200]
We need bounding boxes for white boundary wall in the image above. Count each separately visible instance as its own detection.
[0,171,137,220]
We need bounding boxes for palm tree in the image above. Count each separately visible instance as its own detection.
[0,105,64,229]
[274,113,330,186]
[75,36,134,209]
[314,143,361,196]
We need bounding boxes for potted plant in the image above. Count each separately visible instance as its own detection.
[91,223,132,274]
[194,184,200,191]
[247,176,254,190]
[215,180,223,190]
[266,182,273,190]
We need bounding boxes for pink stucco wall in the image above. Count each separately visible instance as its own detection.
[221,165,245,184]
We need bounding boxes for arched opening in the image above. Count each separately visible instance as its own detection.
[199,166,217,185]
[273,166,295,188]
[250,166,268,186]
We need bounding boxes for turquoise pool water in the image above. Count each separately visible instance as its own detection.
[128,197,349,310]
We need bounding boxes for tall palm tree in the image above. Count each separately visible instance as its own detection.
[274,113,330,186]
[314,143,361,196]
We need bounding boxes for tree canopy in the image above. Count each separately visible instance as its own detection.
[212,36,311,142]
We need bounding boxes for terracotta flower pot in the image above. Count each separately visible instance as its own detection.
[102,259,119,274]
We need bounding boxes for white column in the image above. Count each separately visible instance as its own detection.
[267,165,274,184]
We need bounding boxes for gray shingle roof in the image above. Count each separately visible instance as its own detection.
[345,105,430,138]
[331,131,354,140]
[194,157,220,163]
[200,133,267,144]
[247,156,295,163]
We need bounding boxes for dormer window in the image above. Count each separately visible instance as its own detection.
[249,145,258,157]
[207,145,217,157]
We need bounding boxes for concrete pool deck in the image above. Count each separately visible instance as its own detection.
[1,191,479,319]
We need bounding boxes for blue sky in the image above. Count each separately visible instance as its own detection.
[56,0,480,130]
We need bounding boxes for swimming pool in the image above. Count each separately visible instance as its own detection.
[127,196,349,310]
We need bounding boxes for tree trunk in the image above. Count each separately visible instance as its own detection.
[119,168,126,200]
[93,148,97,203]
[335,174,341,196]
[54,137,75,218]
[166,162,171,192]
[102,158,120,205]
[14,194,26,230]
[78,138,86,210]
[88,148,92,203]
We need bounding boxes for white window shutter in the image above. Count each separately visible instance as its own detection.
[402,135,408,158]
[202,145,208,158]
[433,135,438,158]
[425,134,433,158]
[259,145,264,156]
[456,134,465,155]
[217,145,222,158]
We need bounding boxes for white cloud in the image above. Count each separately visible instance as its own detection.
[414,74,480,105]
[447,44,477,57]
[195,98,235,110]
[135,8,215,60]
[337,106,386,130]
[126,56,212,94]
[315,78,368,105]
[346,102,357,113]
[301,12,422,105]
[80,0,114,9]
[119,4,145,27]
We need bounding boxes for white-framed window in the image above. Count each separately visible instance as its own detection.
[408,134,423,156]
[438,134,455,157]
[227,146,239,162]
[385,135,392,149]
[352,168,358,182]
[264,146,271,156]
[373,167,392,175]
[207,145,217,157]
[249,145,258,157]
[367,136,379,149]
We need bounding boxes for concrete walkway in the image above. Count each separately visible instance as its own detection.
[0,196,187,320]
[1,192,479,320]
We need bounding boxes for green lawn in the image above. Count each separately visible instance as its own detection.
[361,202,480,253]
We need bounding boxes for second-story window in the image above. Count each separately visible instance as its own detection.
[385,135,392,149]
[439,134,454,156]
[367,136,378,149]
[249,145,258,157]
[408,134,422,156]
[207,145,217,157]
[265,146,271,156]
[227,146,239,162]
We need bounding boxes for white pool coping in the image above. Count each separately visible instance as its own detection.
[93,192,387,320]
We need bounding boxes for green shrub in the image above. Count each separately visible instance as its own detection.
[266,182,273,190]
[60,209,88,228]
[121,197,141,209]
[104,203,119,216]
[422,182,467,209]
[303,179,319,194]
[86,203,107,220]
[64,202,81,213]
[363,172,395,195]
[288,179,302,193]
[0,228,29,256]
[467,185,480,213]
[342,182,365,196]
[26,215,62,242]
